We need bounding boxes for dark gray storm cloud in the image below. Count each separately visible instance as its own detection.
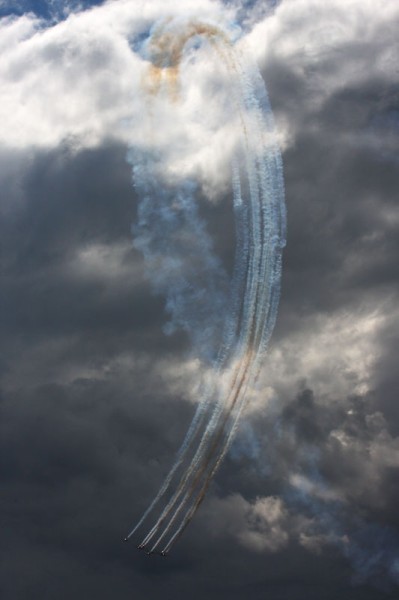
[0,144,196,599]
[1,137,397,599]
[1,1,399,599]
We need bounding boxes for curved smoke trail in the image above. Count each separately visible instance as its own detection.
[126,16,286,554]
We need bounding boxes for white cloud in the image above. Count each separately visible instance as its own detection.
[0,0,264,201]
[0,0,235,150]
[248,0,399,78]
[237,495,289,552]
[289,473,343,503]
[250,306,389,417]
[2,0,397,186]
[326,410,399,509]
[2,0,398,153]
[245,0,399,144]
[206,493,290,552]
[0,6,139,148]
[69,241,139,284]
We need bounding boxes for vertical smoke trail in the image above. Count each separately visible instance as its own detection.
[126,15,285,553]
[126,158,251,544]
[127,25,249,545]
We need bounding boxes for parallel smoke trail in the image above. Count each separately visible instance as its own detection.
[145,347,253,551]
[126,16,285,553]
[153,349,254,553]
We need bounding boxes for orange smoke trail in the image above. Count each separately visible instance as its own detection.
[142,20,232,102]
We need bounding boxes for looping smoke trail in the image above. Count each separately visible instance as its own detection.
[126,16,286,554]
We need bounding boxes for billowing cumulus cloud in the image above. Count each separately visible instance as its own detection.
[206,493,290,552]
[1,0,399,599]
[0,0,234,148]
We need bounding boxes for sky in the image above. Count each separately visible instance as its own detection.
[1,0,399,598]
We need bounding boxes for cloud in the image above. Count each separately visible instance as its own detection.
[237,495,290,552]
[1,0,399,597]
[0,0,235,150]
[244,307,389,420]
[205,493,290,552]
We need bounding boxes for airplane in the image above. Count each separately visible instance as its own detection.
[128,543,168,557]
[142,548,168,557]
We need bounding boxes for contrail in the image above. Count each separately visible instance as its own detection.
[126,15,286,553]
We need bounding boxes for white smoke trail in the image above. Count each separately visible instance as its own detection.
[126,27,249,545]
[125,158,251,544]
[126,15,285,553]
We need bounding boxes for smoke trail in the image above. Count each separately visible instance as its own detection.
[126,15,285,553]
